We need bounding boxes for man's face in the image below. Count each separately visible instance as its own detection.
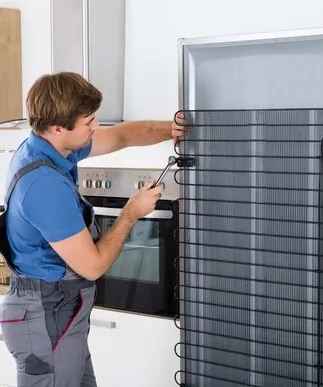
[63,114,99,150]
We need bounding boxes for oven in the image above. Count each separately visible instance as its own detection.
[78,167,179,318]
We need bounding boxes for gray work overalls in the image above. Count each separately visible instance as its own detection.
[0,159,99,387]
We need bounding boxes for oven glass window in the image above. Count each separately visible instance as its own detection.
[96,216,161,283]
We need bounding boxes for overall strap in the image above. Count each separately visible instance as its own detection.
[4,159,65,208]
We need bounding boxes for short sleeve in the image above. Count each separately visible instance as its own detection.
[74,140,93,162]
[21,172,86,243]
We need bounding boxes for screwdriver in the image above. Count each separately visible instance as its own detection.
[151,156,178,189]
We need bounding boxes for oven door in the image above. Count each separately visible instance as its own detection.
[90,199,178,317]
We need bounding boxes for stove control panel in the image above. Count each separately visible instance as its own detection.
[78,167,179,200]
[83,179,112,190]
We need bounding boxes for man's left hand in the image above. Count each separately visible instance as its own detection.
[172,111,187,146]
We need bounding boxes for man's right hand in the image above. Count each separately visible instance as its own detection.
[123,181,163,222]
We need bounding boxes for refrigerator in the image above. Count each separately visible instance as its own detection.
[176,28,323,387]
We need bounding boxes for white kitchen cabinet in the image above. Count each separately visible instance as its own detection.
[0,334,16,387]
[89,308,180,387]
[0,128,30,206]
[51,0,125,123]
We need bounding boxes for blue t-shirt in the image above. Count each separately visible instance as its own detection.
[5,131,92,281]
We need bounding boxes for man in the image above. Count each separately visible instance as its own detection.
[0,72,186,387]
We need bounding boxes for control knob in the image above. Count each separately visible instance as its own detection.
[135,181,145,190]
[102,180,112,189]
[95,180,102,189]
[83,179,92,188]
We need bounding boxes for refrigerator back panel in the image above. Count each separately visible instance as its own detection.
[176,109,323,387]
[179,29,323,110]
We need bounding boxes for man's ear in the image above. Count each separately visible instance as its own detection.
[48,125,63,136]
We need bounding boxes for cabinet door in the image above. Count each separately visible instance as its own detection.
[0,7,22,122]
[51,0,84,76]
[89,309,180,387]
[51,0,125,123]
[0,335,16,387]
[88,0,125,123]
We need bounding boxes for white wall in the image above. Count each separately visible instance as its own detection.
[124,0,323,120]
[0,0,51,117]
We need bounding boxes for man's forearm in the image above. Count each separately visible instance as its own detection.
[119,120,173,147]
[94,209,136,277]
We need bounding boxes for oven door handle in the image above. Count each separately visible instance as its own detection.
[93,206,173,219]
